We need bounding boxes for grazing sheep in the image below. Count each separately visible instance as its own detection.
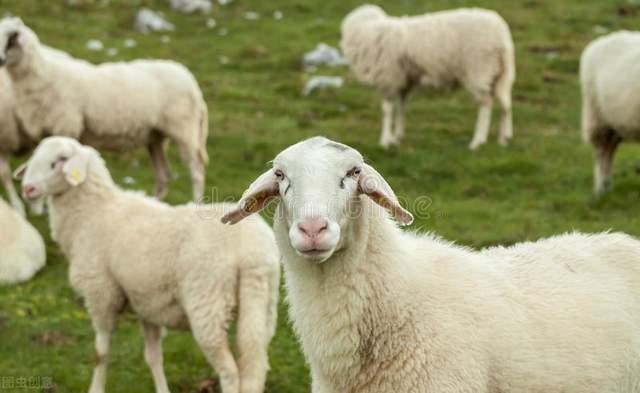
[16,137,280,393]
[223,136,640,393]
[340,5,515,150]
[580,31,640,195]
[0,196,45,284]
[0,17,209,201]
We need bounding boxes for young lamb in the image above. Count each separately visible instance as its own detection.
[15,137,280,393]
[223,136,640,393]
[0,17,209,201]
[340,5,515,150]
[580,31,640,195]
[0,196,45,284]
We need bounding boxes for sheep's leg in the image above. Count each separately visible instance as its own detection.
[0,154,25,217]
[186,297,240,393]
[236,269,274,393]
[189,158,205,203]
[593,130,621,195]
[496,89,513,146]
[88,328,112,393]
[143,322,171,393]
[379,98,395,149]
[147,139,171,200]
[391,95,406,146]
[469,96,493,150]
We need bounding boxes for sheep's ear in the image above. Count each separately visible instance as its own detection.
[358,163,414,226]
[221,169,279,225]
[13,163,27,180]
[62,147,91,186]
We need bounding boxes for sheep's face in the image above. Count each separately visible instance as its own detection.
[14,137,92,204]
[0,17,27,67]
[222,137,413,263]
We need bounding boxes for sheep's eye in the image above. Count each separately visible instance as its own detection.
[50,161,56,170]
[346,167,361,178]
[6,31,18,50]
[274,169,285,180]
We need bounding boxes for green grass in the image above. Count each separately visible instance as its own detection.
[1,0,640,391]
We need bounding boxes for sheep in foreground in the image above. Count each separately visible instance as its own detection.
[0,197,45,284]
[0,17,209,201]
[223,136,640,393]
[580,31,640,195]
[16,137,280,393]
[340,5,515,150]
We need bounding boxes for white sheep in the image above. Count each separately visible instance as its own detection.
[0,196,45,284]
[340,5,515,150]
[223,136,640,393]
[0,45,71,216]
[0,17,209,201]
[16,136,280,393]
[580,31,640,195]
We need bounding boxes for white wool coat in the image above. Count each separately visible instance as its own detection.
[341,5,514,97]
[581,30,640,142]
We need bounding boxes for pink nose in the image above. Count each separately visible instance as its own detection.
[298,217,329,239]
[22,184,36,198]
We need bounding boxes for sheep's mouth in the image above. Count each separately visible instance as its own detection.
[296,248,334,262]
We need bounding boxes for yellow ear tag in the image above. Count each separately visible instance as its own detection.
[70,168,82,183]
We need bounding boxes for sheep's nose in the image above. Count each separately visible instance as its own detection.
[22,184,36,198]
[298,217,329,239]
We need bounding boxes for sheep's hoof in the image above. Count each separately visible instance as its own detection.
[468,142,482,150]
[379,141,392,150]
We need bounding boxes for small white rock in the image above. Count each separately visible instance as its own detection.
[218,28,228,36]
[123,38,137,48]
[593,25,608,35]
[106,47,118,57]
[160,35,171,44]
[273,10,283,20]
[122,176,136,185]
[219,56,230,65]
[244,11,259,20]
[218,0,232,5]
[86,39,104,51]
[303,76,344,96]
[206,18,217,29]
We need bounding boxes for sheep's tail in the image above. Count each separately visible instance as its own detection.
[197,99,209,167]
[235,263,279,392]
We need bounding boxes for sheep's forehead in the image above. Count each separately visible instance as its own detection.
[31,138,76,163]
[274,137,363,178]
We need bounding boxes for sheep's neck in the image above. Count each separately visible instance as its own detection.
[7,48,50,84]
[282,200,414,390]
[48,173,116,257]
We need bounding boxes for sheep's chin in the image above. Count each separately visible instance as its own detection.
[294,248,335,263]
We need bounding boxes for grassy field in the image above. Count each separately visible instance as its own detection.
[1,0,640,391]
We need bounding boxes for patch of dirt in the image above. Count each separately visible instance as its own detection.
[197,379,220,393]
[617,4,640,16]
[31,330,77,346]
